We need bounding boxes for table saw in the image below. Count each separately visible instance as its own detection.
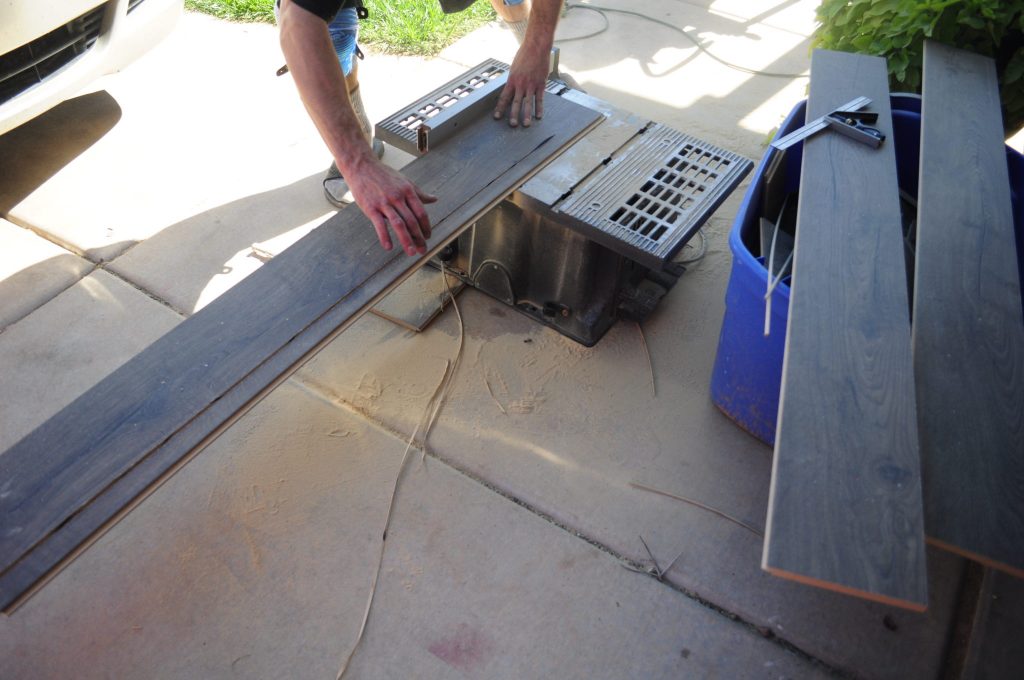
[376,58,753,345]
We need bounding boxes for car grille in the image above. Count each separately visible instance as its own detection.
[0,5,106,107]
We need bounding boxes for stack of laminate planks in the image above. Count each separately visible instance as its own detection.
[0,95,601,613]
[763,43,1024,610]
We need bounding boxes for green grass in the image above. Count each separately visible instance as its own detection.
[185,0,275,23]
[360,1,497,56]
[185,0,497,56]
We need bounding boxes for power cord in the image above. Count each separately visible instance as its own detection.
[557,1,809,80]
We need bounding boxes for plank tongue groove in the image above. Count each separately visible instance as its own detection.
[762,50,928,610]
[0,94,602,611]
[914,40,1024,576]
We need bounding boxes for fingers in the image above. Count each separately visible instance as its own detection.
[352,163,435,256]
[493,86,512,121]
[370,215,393,252]
[510,94,523,127]
[494,82,544,128]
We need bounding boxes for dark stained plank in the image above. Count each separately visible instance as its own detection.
[914,40,1024,576]
[762,50,928,610]
[0,95,602,611]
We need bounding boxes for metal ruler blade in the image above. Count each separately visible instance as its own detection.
[770,95,871,150]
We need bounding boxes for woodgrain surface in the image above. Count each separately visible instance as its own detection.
[762,50,928,610]
[0,95,601,611]
[914,40,1024,576]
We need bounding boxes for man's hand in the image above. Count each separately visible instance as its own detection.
[494,41,550,127]
[493,0,561,127]
[345,155,437,255]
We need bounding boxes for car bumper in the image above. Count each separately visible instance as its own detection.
[0,0,183,136]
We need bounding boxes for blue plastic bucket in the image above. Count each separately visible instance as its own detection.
[710,96,1024,446]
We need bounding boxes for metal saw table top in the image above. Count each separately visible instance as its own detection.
[376,58,754,272]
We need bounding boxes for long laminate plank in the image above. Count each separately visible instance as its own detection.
[0,95,602,611]
[762,50,928,610]
[914,40,1024,576]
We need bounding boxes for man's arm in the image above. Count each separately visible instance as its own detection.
[278,0,435,255]
[493,0,560,127]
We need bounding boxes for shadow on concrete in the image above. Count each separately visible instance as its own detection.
[0,86,334,319]
[557,2,812,156]
[105,172,334,314]
[0,91,122,216]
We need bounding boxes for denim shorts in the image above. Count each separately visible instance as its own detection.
[274,1,359,76]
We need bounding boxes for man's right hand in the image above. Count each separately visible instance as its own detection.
[278,0,436,256]
[345,154,437,256]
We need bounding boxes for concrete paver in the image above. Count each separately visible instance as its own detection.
[0,269,181,451]
[287,4,962,676]
[0,3,988,679]
[0,380,833,679]
[0,218,93,329]
[294,275,963,679]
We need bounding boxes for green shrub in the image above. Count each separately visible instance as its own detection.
[815,0,1024,135]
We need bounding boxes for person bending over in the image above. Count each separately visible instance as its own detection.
[276,0,560,256]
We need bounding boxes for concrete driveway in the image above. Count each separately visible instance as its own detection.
[0,3,1013,678]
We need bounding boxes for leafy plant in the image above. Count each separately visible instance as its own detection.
[815,0,1024,135]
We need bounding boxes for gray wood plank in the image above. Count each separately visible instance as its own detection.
[0,95,601,611]
[762,50,928,610]
[914,40,1024,576]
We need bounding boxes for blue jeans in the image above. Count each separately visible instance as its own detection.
[329,7,359,77]
[275,2,358,76]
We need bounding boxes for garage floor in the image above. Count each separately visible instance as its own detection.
[1,3,1019,678]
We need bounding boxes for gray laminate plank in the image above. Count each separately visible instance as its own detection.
[914,40,1024,576]
[0,95,601,610]
[762,50,928,610]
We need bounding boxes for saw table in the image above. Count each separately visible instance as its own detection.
[376,59,753,345]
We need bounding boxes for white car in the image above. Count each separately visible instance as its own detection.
[0,0,183,135]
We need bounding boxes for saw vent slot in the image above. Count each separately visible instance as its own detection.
[557,125,750,265]
[606,142,725,246]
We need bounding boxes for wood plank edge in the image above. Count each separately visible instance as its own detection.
[762,564,928,612]
[926,536,1024,581]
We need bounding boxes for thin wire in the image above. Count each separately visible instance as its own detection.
[420,267,465,461]
[560,2,808,80]
[629,481,764,537]
[554,4,610,43]
[676,229,707,265]
[636,322,656,398]
[336,265,466,679]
